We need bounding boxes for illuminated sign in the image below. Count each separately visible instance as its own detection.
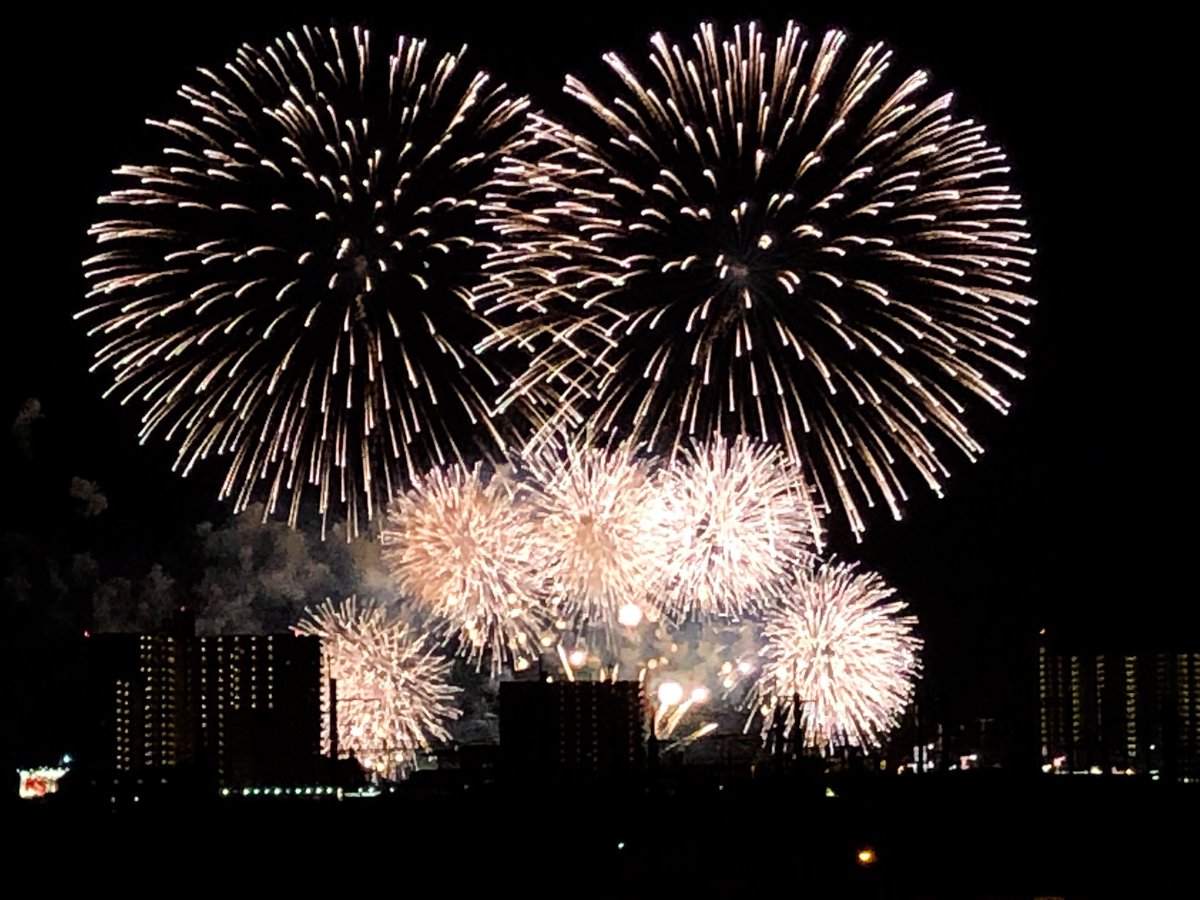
[17,766,69,800]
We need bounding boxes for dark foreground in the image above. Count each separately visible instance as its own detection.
[12,772,1191,897]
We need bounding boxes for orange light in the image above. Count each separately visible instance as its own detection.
[856,847,877,867]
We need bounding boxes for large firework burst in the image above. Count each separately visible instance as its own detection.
[380,461,543,671]
[525,440,671,633]
[656,434,819,620]
[80,25,545,536]
[493,21,1035,536]
[295,597,461,778]
[752,560,921,748]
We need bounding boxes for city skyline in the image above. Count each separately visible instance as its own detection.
[4,3,1194,780]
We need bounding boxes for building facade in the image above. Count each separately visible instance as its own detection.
[86,630,322,787]
[500,680,647,779]
[1038,632,1199,780]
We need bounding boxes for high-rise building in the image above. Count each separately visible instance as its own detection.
[86,628,322,787]
[500,680,647,780]
[1038,631,1199,780]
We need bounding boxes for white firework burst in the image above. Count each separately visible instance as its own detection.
[296,597,461,778]
[79,25,548,536]
[752,560,922,748]
[488,20,1036,538]
[380,461,544,671]
[526,440,671,634]
[656,434,820,619]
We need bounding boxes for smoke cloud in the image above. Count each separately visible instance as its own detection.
[69,477,108,517]
[11,397,43,457]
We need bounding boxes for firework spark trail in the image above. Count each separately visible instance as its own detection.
[380,461,544,672]
[295,597,461,778]
[639,620,760,717]
[751,559,922,748]
[80,25,550,537]
[656,433,820,620]
[489,20,1035,537]
[525,440,672,633]
[533,562,762,743]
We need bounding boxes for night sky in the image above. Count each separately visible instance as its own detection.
[4,3,1191,763]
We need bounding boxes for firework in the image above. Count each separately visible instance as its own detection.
[614,615,759,728]
[656,434,819,620]
[752,560,922,748]
[380,461,544,671]
[546,606,758,746]
[525,440,671,633]
[80,25,546,536]
[295,597,461,778]
[492,21,1035,536]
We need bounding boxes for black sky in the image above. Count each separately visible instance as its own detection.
[4,3,1193,759]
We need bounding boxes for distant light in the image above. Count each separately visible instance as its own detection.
[17,767,69,800]
[856,847,877,867]
[617,841,625,850]
[690,687,710,703]
[568,649,588,668]
[825,786,838,798]
[736,661,752,675]
[617,603,644,627]
[60,754,73,765]
[657,681,684,706]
